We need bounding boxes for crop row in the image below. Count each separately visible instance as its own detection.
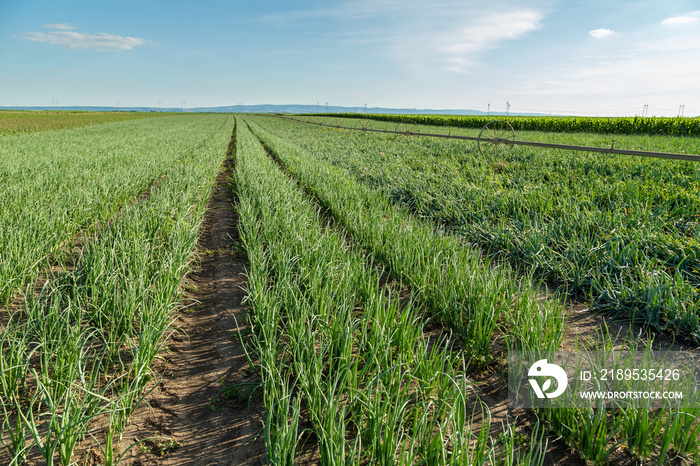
[324,113,700,136]
[0,115,227,305]
[246,115,700,464]
[259,116,700,341]
[0,115,232,464]
[245,117,565,358]
[234,118,553,463]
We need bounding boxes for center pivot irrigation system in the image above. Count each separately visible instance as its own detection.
[274,115,700,163]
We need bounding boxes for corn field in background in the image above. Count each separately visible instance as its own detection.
[328,113,700,136]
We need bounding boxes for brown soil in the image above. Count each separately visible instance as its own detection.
[112,154,266,465]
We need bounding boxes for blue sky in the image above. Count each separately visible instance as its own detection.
[1,0,699,116]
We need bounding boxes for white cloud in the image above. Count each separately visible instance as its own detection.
[21,25,150,51]
[510,28,700,115]
[589,28,615,39]
[437,10,544,72]
[258,0,547,74]
[662,16,699,26]
[362,1,546,74]
[42,23,77,30]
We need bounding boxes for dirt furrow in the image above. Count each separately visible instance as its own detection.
[115,136,266,465]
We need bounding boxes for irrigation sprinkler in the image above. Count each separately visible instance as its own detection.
[352,119,374,132]
[394,120,420,136]
[477,120,515,155]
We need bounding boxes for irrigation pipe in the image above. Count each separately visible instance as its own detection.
[271,115,700,163]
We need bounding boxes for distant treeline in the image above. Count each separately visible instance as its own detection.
[324,113,700,136]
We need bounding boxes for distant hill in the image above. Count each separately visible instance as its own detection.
[1,104,539,116]
[189,104,494,115]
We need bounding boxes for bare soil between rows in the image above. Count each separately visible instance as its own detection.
[114,155,266,465]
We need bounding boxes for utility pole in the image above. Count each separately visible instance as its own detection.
[325,102,328,113]
[642,104,649,117]
[678,104,685,117]
[506,101,510,115]
[487,103,490,116]
[364,103,367,113]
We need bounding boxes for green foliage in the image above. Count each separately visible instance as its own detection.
[263,115,700,341]
[0,116,221,304]
[234,119,548,464]
[326,112,700,136]
[0,115,231,464]
[248,115,700,464]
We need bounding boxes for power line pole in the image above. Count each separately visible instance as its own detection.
[642,104,649,117]
[678,104,685,117]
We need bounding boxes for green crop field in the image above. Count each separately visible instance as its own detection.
[240,114,700,465]
[0,113,233,464]
[1,112,699,465]
[273,115,700,340]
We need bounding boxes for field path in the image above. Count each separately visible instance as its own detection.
[117,144,266,465]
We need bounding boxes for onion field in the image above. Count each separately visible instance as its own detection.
[1,112,699,465]
[0,114,233,464]
[239,115,700,465]
[267,115,700,341]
